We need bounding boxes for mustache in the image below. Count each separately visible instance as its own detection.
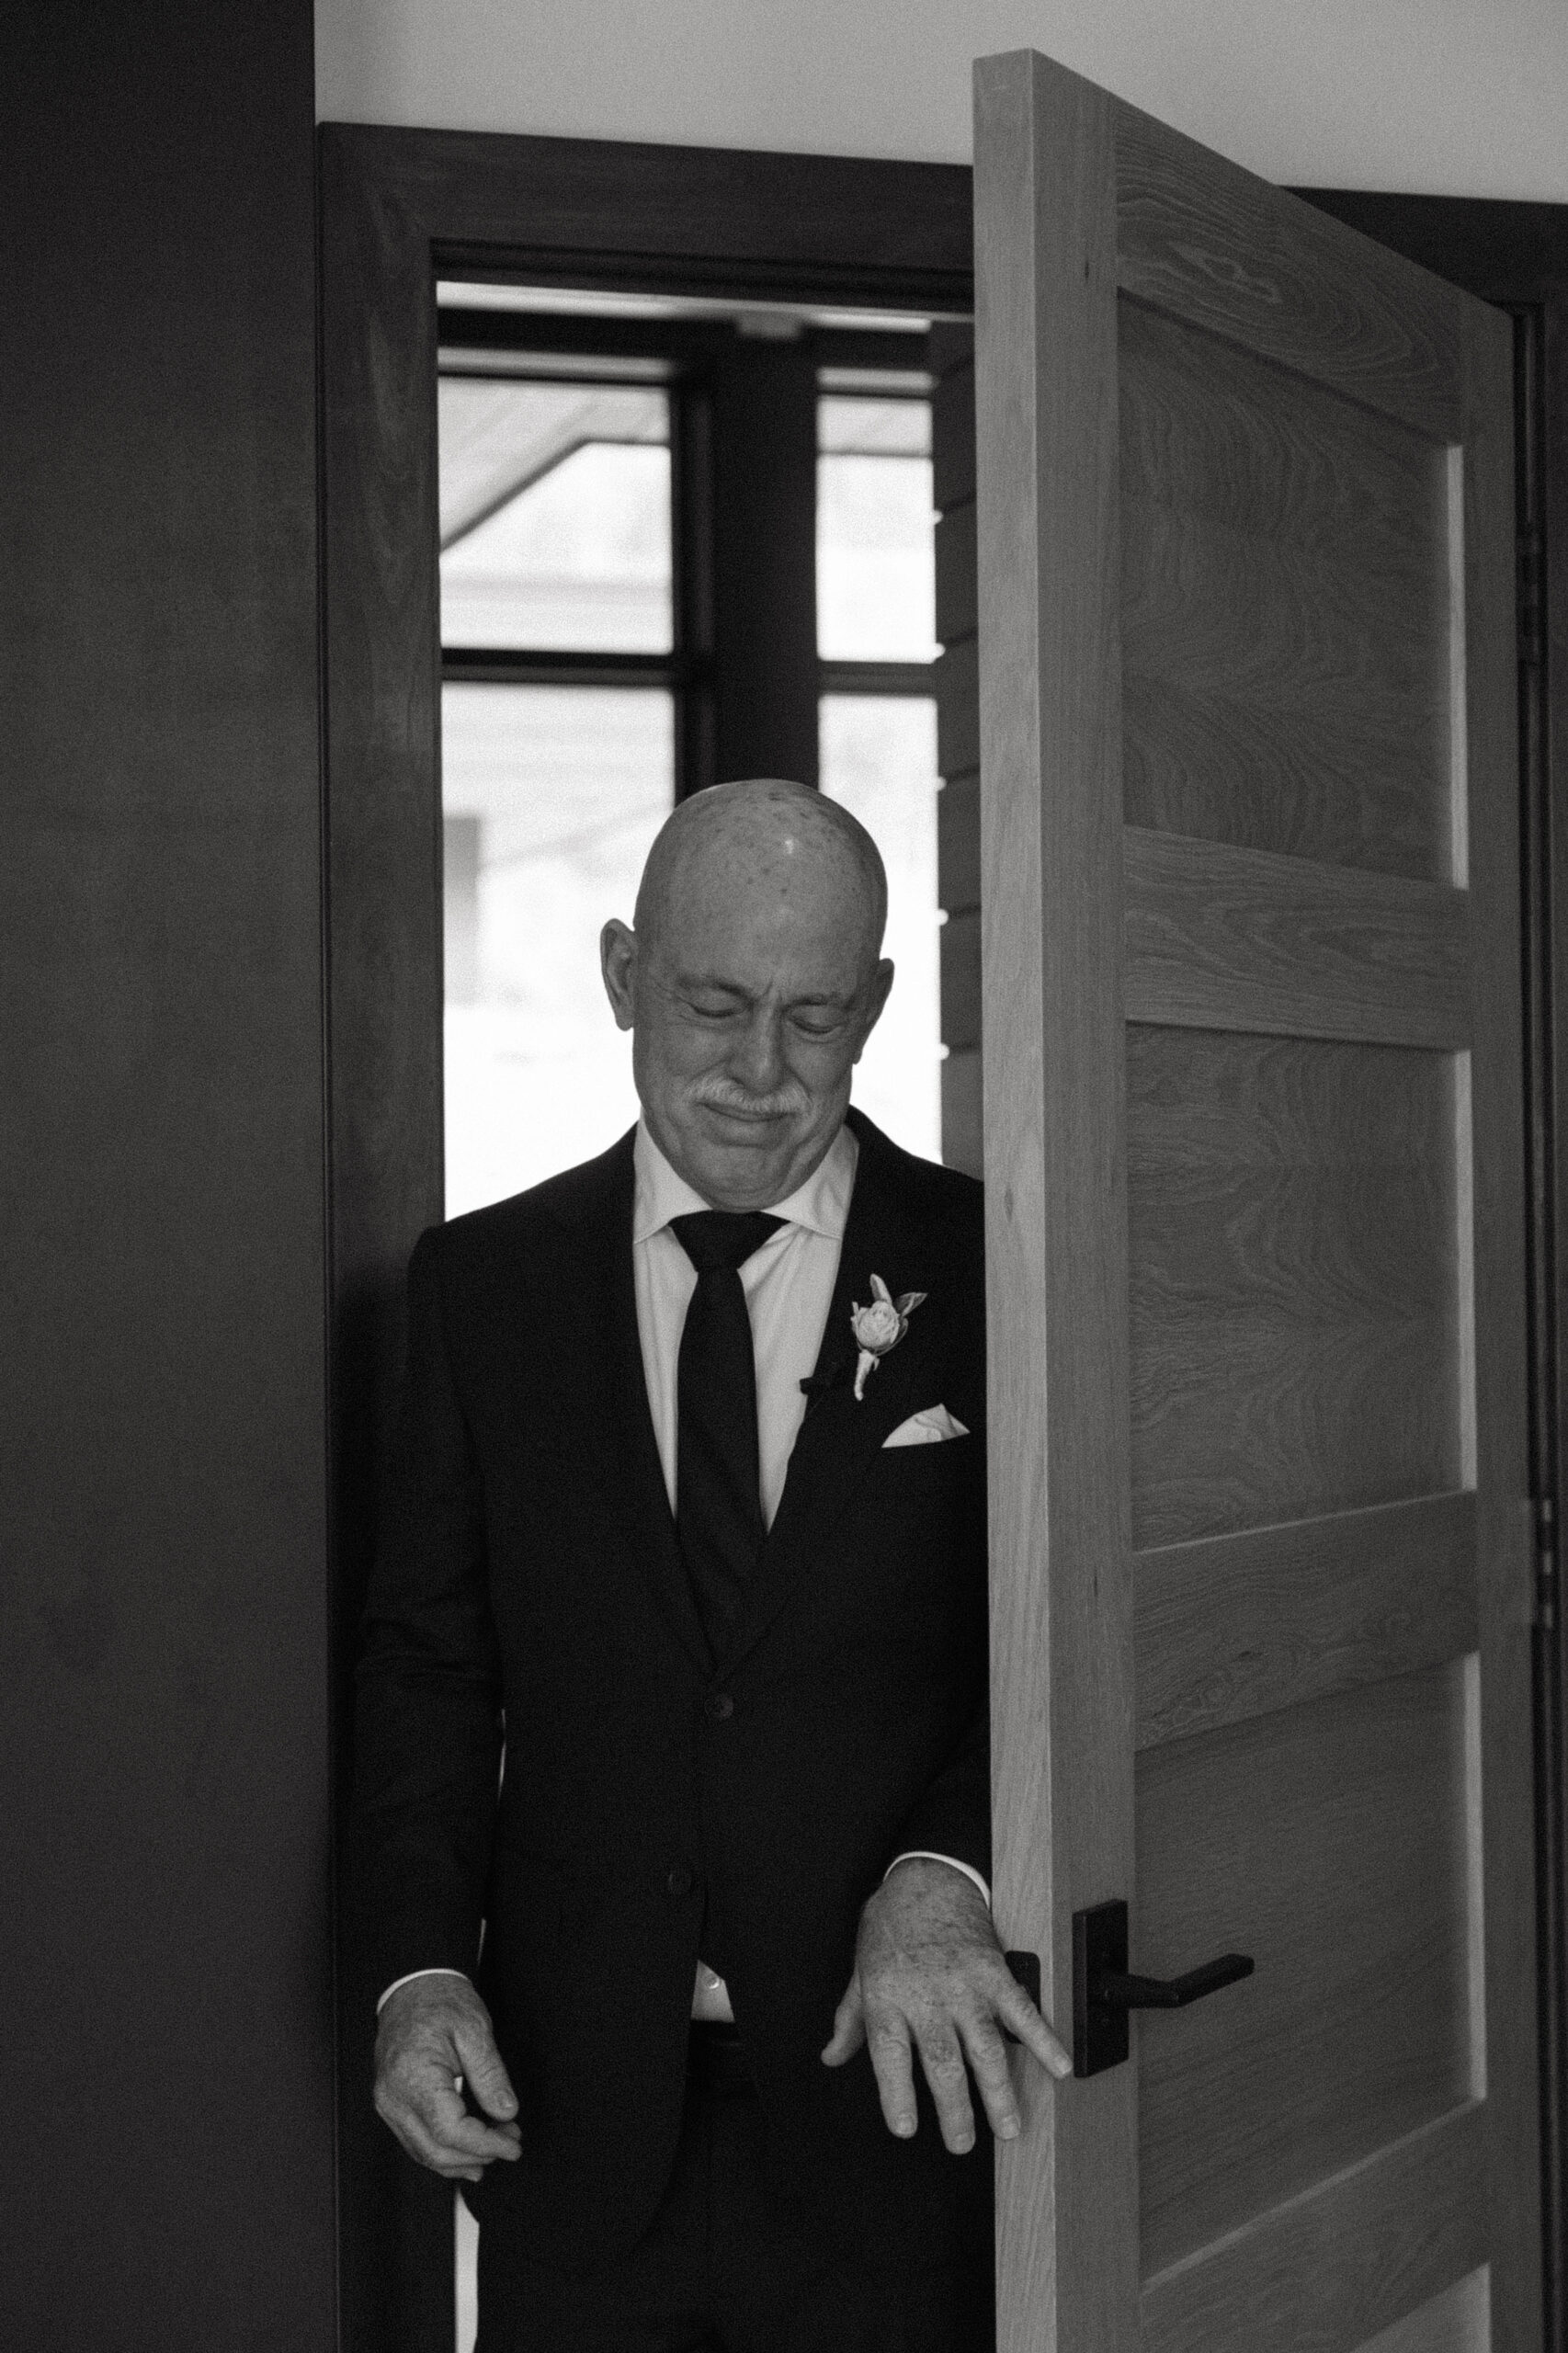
[688,1077,812,1121]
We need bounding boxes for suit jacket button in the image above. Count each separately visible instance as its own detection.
[706,1692,734,1722]
[665,1865,694,1898]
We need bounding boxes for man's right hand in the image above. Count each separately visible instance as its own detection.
[373,1974,522,2184]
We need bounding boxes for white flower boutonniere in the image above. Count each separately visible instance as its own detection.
[849,1274,927,1400]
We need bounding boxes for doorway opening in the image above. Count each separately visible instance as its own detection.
[431,278,958,2349]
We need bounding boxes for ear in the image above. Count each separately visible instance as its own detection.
[600,919,638,1033]
[853,957,895,1061]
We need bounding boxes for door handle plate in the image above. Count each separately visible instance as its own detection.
[1072,1899,1254,2077]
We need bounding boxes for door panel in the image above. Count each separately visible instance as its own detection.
[975,47,1537,2353]
[1128,1027,1463,1547]
[1363,2270,1489,2353]
[1122,832,1471,1049]
[1137,1661,1475,2273]
[1141,2103,1488,2353]
[1120,303,1452,880]
[1132,1491,1478,1749]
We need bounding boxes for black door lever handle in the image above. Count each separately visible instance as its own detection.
[1073,1899,1253,2075]
[1096,1951,1254,2011]
[1001,1914,1254,2072]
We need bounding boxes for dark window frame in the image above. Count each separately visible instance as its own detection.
[434,303,942,797]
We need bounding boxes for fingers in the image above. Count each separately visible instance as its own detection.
[912,2023,977,2154]
[893,1987,1071,2154]
[373,1984,523,2183]
[820,1975,867,2066]
[375,2058,521,2179]
[852,1942,1074,2154]
[452,2013,520,2122]
[427,2081,522,2165]
[957,2008,1021,2143]
[375,2077,481,2179]
[865,2011,918,2139]
[993,1972,1074,2081]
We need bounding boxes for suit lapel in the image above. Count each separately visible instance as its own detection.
[714,1114,940,1677]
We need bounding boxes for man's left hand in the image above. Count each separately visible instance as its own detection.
[821,1857,1073,2152]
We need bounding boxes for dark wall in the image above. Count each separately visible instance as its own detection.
[0,6,335,2346]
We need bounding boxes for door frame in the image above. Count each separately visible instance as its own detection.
[1296,194,1568,2352]
[317,125,1564,2350]
[317,122,971,2353]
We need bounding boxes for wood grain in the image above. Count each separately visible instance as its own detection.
[969,47,1536,2350]
[1356,2265,1489,2353]
[1141,2102,1487,2353]
[1123,677,1446,902]
[1120,301,1449,880]
[973,49,1139,2353]
[1293,268,1568,2284]
[1108,89,1463,444]
[1120,298,1447,576]
[1457,290,1544,2353]
[1124,827,1471,1049]
[1138,1663,1475,2275]
[1127,1025,1463,1549]
[1134,1490,1478,1750]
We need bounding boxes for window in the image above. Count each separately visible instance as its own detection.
[437,294,944,1215]
[441,685,673,1215]
[816,388,942,1161]
[439,380,673,652]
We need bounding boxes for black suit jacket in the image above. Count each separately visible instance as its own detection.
[352,1108,991,2269]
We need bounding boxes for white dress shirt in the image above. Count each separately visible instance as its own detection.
[378,1118,985,2021]
[632,1114,857,1531]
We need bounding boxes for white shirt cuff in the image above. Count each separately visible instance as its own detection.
[884,1851,992,1907]
[376,1966,472,2015]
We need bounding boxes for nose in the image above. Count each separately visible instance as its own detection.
[730,1006,787,1097]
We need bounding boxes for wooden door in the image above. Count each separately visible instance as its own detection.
[975,50,1540,2353]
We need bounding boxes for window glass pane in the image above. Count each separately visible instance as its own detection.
[442,682,673,1215]
[820,695,942,1163]
[816,396,937,663]
[439,379,672,651]
[819,396,931,458]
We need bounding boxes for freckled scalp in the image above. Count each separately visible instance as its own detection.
[632,779,888,971]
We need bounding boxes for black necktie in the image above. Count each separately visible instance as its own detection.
[671,1211,784,1654]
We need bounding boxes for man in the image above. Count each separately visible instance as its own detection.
[354,779,1071,2350]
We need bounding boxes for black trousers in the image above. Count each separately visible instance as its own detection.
[475,2029,994,2353]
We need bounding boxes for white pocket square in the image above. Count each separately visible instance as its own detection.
[882,1404,970,1449]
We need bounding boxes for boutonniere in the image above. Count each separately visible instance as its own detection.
[849,1275,926,1400]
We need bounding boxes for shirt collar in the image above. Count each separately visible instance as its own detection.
[633,1117,858,1246]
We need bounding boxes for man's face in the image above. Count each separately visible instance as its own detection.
[601,854,892,1211]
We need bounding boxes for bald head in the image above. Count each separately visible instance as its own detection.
[600,779,895,1210]
[632,779,887,969]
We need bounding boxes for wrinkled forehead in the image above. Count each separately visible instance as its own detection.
[654,834,881,984]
